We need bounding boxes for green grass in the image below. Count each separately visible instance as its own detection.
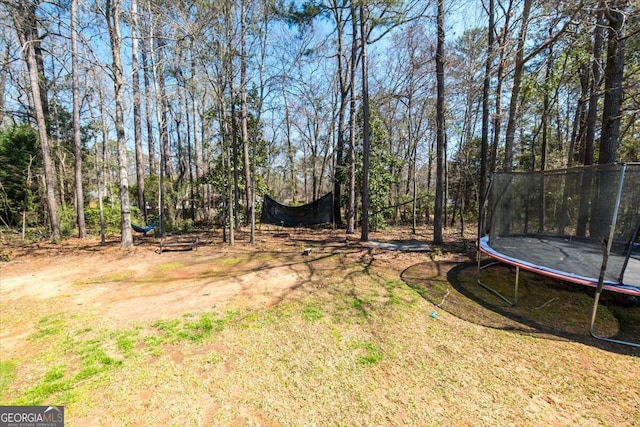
[382,279,408,305]
[354,341,384,365]
[218,256,247,266]
[301,305,324,322]
[5,316,140,405]
[3,308,244,405]
[149,311,234,345]
[0,360,16,399]
[29,313,66,340]
[74,271,133,286]
[0,310,239,405]
[239,309,283,328]
[106,272,133,282]
[115,331,137,356]
[15,364,73,406]
[72,336,123,378]
[157,262,187,271]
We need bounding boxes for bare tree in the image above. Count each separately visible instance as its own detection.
[328,0,353,227]
[433,0,445,244]
[139,3,156,175]
[156,35,173,182]
[489,0,513,173]
[0,17,11,125]
[346,1,358,234]
[503,0,532,171]
[240,0,253,237]
[480,0,495,218]
[104,0,133,248]
[131,0,147,222]
[360,3,371,242]
[376,22,432,231]
[7,0,60,240]
[582,3,605,165]
[71,0,86,238]
[598,0,629,164]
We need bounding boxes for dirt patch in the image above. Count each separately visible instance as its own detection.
[1,234,292,327]
[0,228,443,327]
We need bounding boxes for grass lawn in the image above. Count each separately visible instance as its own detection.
[1,228,638,426]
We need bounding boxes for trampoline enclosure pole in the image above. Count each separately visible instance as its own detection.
[589,165,636,346]
[589,245,608,335]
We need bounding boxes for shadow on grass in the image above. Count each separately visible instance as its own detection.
[402,259,640,357]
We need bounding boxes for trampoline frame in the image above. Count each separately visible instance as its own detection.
[477,164,640,348]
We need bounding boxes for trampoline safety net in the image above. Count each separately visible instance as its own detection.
[260,193,334,227]
[482,163,640,286]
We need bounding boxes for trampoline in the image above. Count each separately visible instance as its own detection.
[477,163,640,347]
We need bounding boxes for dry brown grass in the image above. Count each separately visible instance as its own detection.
[1,227,639,426]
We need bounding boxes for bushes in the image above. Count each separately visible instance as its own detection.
[0,125,40,227]
[86,206,143,235]
[63,205,142,236]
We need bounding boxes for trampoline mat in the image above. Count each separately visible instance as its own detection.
[483,235,640,291]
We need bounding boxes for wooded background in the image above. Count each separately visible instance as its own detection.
[0,0,638,247]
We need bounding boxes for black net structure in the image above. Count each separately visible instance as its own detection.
[482,163,640,289]
[260,193,334,228]
[478,164,640,347]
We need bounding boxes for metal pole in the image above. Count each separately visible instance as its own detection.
[589,164,639,347]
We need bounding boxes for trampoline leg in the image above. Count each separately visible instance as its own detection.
[589,222,640,347]
[589,290,601,337]
[514,266,519,305]
[476,252,517,307]
[589,290,640,348]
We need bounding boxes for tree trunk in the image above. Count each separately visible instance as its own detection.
[360,4,370,242]
[222,104,235,246]
[0,44,8,123]
[240,0,252,236]
[433,0,446,244]
[576,5,606,237]
[540,39,553,172]
[10,1,60,240]
[569,62,589,166]
[587,0,629,239]
[480,0,494,224]
[503,0,532,171]
[98,86,109,245]
[346,2,358,234]
[282,77,296,201]
[155,35,173,181]
[184,94,195,221]
[330,0,349,227]
[584,4,605,166]
[140,14,156,175]
[131,0,146,222]
[106,0,133,248]
[71,0,86,238]
[190,52,203,221]
[9,1,51,124]
[599,0,628,165]
[230,81,241,231]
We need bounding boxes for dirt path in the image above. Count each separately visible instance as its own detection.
[1,229,444,328]
[1,237,295,327]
